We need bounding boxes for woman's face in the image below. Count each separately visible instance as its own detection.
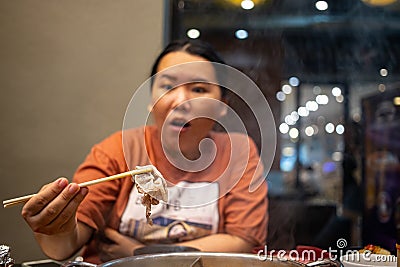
[150,51,225,160]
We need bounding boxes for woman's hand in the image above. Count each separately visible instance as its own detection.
[21,177,88,235]
[98,227,144,262]
[20,178,92,260]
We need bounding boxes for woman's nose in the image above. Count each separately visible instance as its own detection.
[171,87,191,111]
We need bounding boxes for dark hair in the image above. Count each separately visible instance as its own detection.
[150,39,227,98]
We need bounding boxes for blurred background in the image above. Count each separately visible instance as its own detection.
[1,0,399,262]
[0,0,164,261]
[166,0,400,255]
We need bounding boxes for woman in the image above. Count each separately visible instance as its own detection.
[21,40,268,263]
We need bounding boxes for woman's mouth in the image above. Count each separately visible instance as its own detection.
[169,119,191,132]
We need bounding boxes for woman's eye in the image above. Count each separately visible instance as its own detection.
[192,86,207,93]
[160,84,173,90]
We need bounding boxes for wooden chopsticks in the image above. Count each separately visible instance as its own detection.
[3,167,153,208]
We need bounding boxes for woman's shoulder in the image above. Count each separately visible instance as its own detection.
[93,126,147,154]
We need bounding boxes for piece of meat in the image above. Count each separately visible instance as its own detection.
[134,165,168,225]
[136,184,160,225]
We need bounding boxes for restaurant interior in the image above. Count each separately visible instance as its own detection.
[0,0,399,263]
[167,0,400,254]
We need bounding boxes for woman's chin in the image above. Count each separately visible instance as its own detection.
[162,144,200,161]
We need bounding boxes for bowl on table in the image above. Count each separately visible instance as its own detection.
[133,244,199,256]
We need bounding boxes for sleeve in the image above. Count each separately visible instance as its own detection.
[223,136,268,247]
[72,133,125,231]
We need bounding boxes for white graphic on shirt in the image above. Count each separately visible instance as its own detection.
[119,181,219,243]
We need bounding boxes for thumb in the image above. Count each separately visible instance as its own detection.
[103,227,122,243]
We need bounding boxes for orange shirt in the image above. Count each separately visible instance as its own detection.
[73,125,268,263]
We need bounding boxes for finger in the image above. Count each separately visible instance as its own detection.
[43,187,89,233]
[29,183,81,226]
[38,184,49,192]
[98,242,113,262]
[103,227,121,243]
[98,243,107,261]
[22,178,69,216]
